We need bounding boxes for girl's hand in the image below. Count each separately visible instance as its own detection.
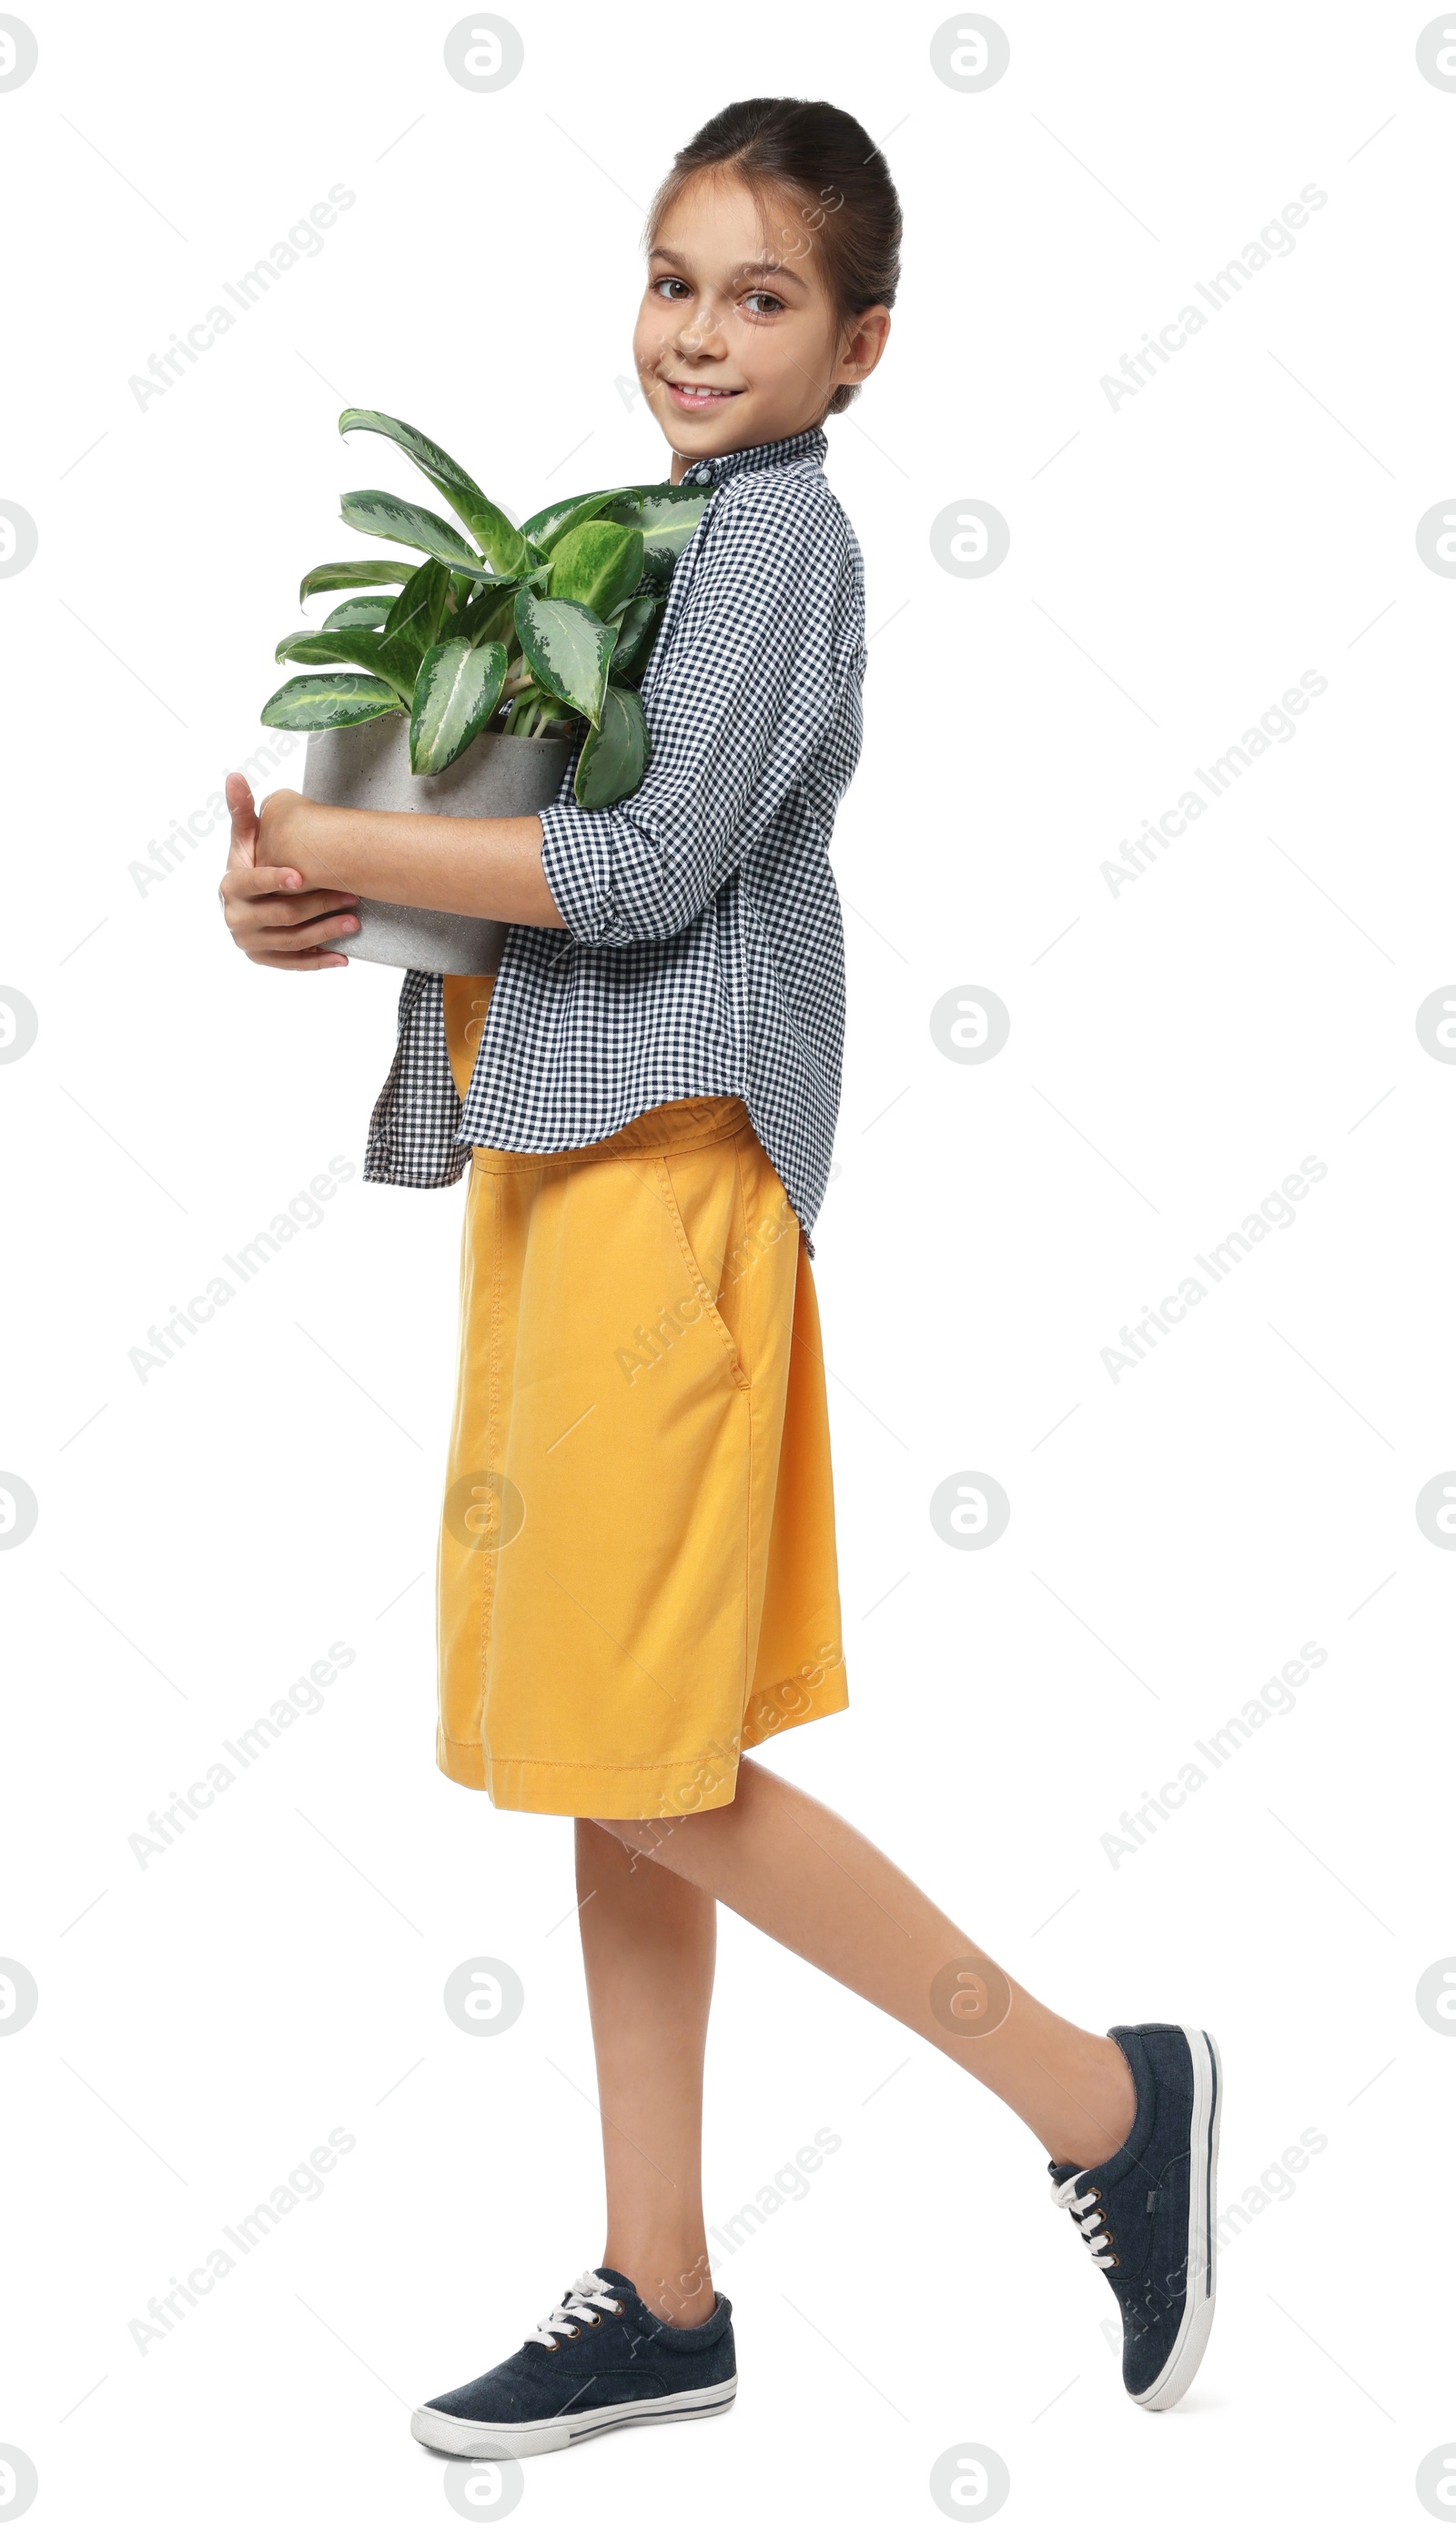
[219,773,360,969]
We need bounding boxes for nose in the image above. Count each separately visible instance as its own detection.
[670,296,725,362]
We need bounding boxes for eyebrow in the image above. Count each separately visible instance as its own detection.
[648,245,808,289]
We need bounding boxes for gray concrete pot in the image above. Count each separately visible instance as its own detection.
[300,717,571,974]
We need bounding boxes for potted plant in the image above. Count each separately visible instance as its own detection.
[260,409,712,974]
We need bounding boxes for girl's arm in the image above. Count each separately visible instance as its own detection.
[260,784,564,926]
[219,775,564,966]
[221,463,850,965]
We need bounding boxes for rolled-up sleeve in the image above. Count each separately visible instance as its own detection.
[538,470,850,945]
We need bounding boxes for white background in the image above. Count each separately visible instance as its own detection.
[3,2,1453,2529]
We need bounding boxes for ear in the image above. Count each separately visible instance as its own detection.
[835,304,892,390]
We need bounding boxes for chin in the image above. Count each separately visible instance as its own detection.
[680,410,756,445]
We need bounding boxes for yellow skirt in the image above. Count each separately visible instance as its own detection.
[436,975,848,1817]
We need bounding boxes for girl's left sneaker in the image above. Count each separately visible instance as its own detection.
[1049,2022,1222,2411]
[410,2268,736,2459]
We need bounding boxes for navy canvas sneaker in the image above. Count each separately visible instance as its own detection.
[1050,2023,1222,2411]
[410,2268,736,2459]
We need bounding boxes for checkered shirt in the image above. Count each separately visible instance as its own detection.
[363,423,864,1252]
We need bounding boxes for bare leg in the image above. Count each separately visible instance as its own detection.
[595,1756,1136,2172]
[574,1818,719,2327]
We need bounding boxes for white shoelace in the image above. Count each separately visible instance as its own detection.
[1051,2176,1117,2268]
[526,2269,626,2350]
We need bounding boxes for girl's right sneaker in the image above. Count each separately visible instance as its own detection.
[1049,2023,1222,2411]
[410,2268,736,2459]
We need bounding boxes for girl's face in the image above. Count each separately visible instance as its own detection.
[633,168,890,478]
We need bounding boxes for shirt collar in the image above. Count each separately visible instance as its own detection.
[678,423,828,488]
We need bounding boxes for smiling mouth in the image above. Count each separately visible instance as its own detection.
[662,379,743,404]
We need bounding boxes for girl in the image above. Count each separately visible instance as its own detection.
[221,96,1220,2455]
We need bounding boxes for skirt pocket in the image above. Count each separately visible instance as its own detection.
[652,1148,750,1391]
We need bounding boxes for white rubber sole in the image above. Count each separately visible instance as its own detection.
[1132,2025,1221,2411]
[410,2377,737,2459]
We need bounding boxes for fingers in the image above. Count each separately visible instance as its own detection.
[219,856,360,965]
[220,862,304,901]
[220,866,356,913]
[248,892,360,933]
[233,908,357,965]
[246,944,352,971]
[258,908,359,946]
[224,772,259,869]
[218,777,363,975]
[232,905,360,952]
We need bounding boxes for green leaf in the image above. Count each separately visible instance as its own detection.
[273,624,418,703]
[603,483,713,581]
[457,582,520,649]
[384,558,456,666]
[547,521,645,621]
[520,487,632,552]
[513,590,616,727]
[339,409,529,575]
[261,673,404,731]
[409,638,509,774]
[339,489,494,576]
[617,479,714,506]
[608,589,665,685]
[573,684,649,808]
[322,596,392,630]
[298,558,412,603]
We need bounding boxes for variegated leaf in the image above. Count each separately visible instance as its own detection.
[604,483,713,580]
[260,673,403,731]
[409,639,509,774]
[272,624,418,703]
[520,487,632,552]
[339,409,529,576]
[512,590,616,727]
[384,558,457,666]
[298,558,412,602]
[608,589,665,685]
[339,489,490,576]
[548,521,644,621]
[573,683,648,808]
[322,596,392,630]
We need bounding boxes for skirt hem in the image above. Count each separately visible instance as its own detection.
[436,1673,849,1817]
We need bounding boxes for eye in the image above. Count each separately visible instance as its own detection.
[652,276,691,300]
[743,290,785,318]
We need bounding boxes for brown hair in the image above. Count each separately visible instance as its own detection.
[645,97,902,415]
